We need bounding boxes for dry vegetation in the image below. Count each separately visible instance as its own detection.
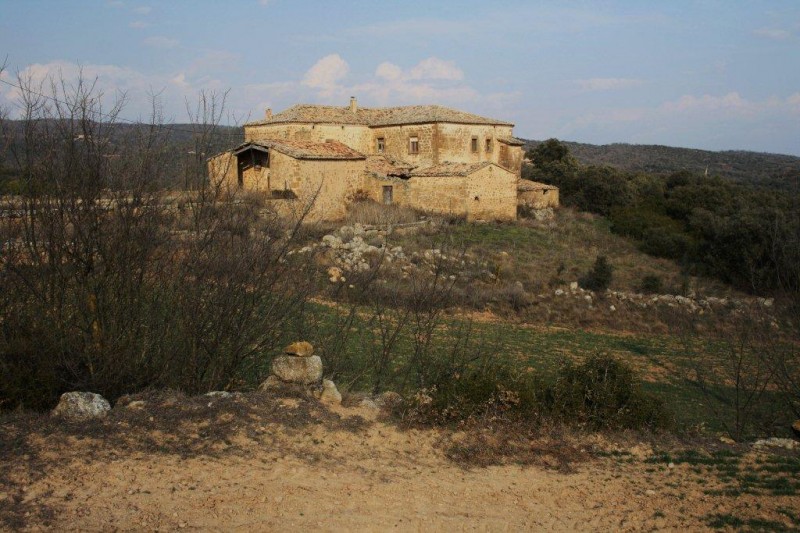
[1,71,799,531]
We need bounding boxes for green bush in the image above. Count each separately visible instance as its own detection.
[639,275,664,294]
[579,256,614,292]
[548,355,670,430]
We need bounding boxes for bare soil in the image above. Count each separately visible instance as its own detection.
[1,390,797,531]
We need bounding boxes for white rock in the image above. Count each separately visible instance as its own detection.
[555,289,565,296]
[271,355,323,385]
[319,379,342,405]
[204,391,232,398]
[609,305,616,312]
[569,282,578,291]
[52,392,111,420]
[753,438,797,450]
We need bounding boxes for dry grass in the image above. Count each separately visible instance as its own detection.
[344,200,420,226]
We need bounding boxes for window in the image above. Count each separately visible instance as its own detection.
[471,136,478,153]
[377,137,385,153]
[383,185,393,205]
[409,136,419,154]
[485,138,492,152]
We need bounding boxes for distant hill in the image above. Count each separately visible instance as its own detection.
[524,140,800,191]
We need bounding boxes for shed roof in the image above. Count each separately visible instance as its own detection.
[365,155,413,178]
[410,161,496,177]
[246,104,513,127]
[517,179,559,191]
[498,136,526,146]
[233,140,365,160]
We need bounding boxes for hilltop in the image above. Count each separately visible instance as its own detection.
[524,139,800,190]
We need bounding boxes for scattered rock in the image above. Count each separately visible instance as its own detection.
[126,400,146,410]
[753,437,798,450]
[52,392,111,420]
[359,398,380,411]
[319,379,342,405]
[259,375,282,391]
[284,341,314,357]
[792,420,800,438]
[569,282,578,291]
[271,355,323,385]
[205,391,232,399]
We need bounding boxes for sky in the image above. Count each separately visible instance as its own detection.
[1,0,799,155]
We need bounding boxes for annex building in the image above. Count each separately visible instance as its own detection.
[209,97,540,221]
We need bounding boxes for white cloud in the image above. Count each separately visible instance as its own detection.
[576,78,644,91]
[0,60,229,122]
[661,92,752,114]
[132,5,151,15]
[301,54,349,94]
[143,36,179,49]
[129,20,149,29]
[753,27,792,40]
[375,62,403,81]
[408,58,463,81]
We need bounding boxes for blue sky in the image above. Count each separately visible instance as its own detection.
[1,1,799,155]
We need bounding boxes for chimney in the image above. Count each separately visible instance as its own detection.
[265,108,272,120]
[349,96,357,113]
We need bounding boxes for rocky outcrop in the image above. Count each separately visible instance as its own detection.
[52,392,111,420]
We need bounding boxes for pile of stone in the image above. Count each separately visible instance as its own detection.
[261,341,341,405]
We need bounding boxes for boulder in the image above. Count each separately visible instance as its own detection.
[52,392,111,420]
[375,391,404,410]
[319,379,342,405]
[271,355,323,385]
[284,341,314,357]
[792,420,800,439]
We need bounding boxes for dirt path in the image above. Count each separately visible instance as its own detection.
[1,393,796,531]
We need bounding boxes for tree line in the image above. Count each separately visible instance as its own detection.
[524,139,800,303]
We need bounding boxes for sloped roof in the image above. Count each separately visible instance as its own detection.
[518,179,558,191]
[233,140,365,160]
[410,161,496,177]
[246,104,513,127]
[365,155,413,177]
[498,137,526,146]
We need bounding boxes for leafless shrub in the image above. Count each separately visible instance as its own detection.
[665,305,797,440]
[0,71,316,410]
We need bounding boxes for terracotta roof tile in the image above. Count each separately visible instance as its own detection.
[410,161,494,177]
[498,137,525,146]
[517,179,558,191]
[365,155,413,177]
[234,140,365,160]
[246,104,513,127]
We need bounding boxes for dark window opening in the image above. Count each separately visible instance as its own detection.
[409,136,419,154]
[377,137,385,152]
[485,138,492,152]
[383,185,393,205]
[471,137,479,153]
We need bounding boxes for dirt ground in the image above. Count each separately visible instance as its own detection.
[1,391,797,532]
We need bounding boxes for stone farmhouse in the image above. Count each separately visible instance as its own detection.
[208,97,551,221]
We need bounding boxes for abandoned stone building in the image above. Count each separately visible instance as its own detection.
[208,97,556,221]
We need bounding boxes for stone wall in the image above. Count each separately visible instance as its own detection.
[370,123,437,167]
[464,165,517,221]
[245,123,372,153]
[519,188,559,209]
[435,124,515,169]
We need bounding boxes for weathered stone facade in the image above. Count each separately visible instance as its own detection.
[209,98,552,221]
[518,180,560,209]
